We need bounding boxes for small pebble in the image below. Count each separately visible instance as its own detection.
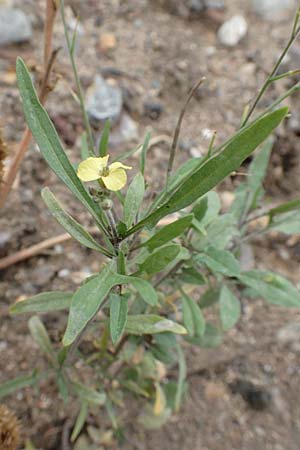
[218,15,248,47]
[0,7,32,45]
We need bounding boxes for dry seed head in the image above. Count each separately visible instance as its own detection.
[0,405,21,450]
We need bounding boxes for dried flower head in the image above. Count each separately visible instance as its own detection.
[0,405,21,450]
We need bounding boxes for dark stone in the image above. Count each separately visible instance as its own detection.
[143,101,164,120]
[229,379,272,411]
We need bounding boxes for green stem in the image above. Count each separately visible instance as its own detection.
[242,9,300,127]
[60,0,95,153]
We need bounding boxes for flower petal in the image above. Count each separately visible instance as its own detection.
[109,161,132,172]
[77,156,109,182]
[102,169,127,191]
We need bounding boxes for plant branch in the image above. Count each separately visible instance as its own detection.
[60,0,95,154]
[165,77,206,190]
[0,4,58,208]
[241,7,300,127]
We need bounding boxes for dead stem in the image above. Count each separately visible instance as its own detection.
[165,77,206,190]
[0,1,58,208]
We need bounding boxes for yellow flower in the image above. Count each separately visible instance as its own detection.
[77,155,132,191]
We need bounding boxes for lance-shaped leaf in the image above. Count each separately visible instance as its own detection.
[149,157,202,213]
[10,291,73,315]
[109,293,128,344]
[71,401,88,442]
[125,107,288,236]
[125,315,187,335]
[98,119,110,157]
[239,270,300,307]
[181,292,205,337]
[269,211,300,235]
[42,187,112,257]
[28,316,57,366]
[16,58,108,233]
[137,244,181,275]
[0,372,42,399]
[219,285,241,330]
[72,382,106,405]
[123,172,145,227]
[63,266,157,346]
[196,246,240,277]
[142,215,193,251]
[140,131,151,175]
[269,199,300,218]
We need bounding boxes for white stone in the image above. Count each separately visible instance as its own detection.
[0,7,32,45]
[251,0,296,22]
[218,15,248,47]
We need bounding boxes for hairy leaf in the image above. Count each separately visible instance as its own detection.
[125,108,288,236]
[42,187,112,256]
[10,291,72,315]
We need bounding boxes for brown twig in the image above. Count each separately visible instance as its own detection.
[0,233,72,271]
[0,226,100,271]
[44,0,58,73]
[0,0,58,209]
[0,216,178,271]
[165,77,206,189]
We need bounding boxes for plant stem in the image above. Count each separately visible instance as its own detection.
[241,8,300,127]
[60,0,95,154]
[0,5,58,208]
[165,77,206,190]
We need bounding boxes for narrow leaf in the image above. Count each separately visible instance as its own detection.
[196,246,240,277]
[10,291,72,315]
[123,172,145,227]
[137,244,181,275]
[240,270,300,307]
[126,108,288,236]
[140,131,151,175]
[98,119,110,157]
[269,199,300,218]
[219,286,241,330]
[248,138,273,195]
[125,315,187,335]
[71,401,88,442]
[181,292,205,337]
[0,372,40,399]
[72,382,106,405]
[142,215,193,251]
[63,265,158,346]
[80,132,90,159]
[109,293,128,344]
[28,316,56,365]
[16,58,108,232]
[63,264,116,346]
[42,188,112,256]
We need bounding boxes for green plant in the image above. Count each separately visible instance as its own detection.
[2,4,300,445]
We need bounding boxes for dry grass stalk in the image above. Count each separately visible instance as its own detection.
[0,0,58,209]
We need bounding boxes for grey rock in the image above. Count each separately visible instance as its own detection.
[0,7,32,45]
[86,75,123,124]
[251,0,296,22]
[109,113,139,148]
[158,0,224,17]
[0,231,12,249]
[218,15,248,47]
[277,322,300,351]
[32,265,56,286]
